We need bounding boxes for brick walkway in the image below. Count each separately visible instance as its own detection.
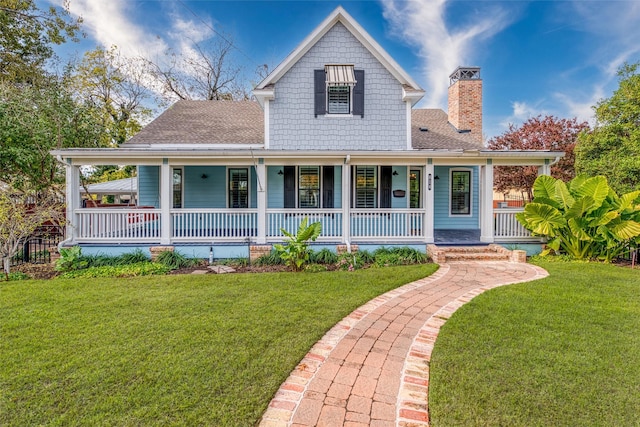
[259,261,548,427]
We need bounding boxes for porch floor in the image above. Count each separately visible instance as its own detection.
[434,228,483,245]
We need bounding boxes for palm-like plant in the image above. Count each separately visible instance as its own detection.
[273,217,322,271]
[516,174,640,261]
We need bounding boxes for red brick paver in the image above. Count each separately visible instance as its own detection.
[259,261,548,426]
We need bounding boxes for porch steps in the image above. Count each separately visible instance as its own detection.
[427,244,527,264]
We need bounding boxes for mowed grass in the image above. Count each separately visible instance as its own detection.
[429,261,640,427]
[0,264,437,426]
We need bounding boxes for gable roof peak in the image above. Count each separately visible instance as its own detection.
[254,6,423,97]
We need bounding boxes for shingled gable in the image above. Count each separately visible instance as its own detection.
[253,6,424,107]
[123,100,264,147]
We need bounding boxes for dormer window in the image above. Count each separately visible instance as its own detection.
[315,65,364,117]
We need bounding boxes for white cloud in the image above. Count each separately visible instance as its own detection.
[381,0,514,108]
[498,100,547,130]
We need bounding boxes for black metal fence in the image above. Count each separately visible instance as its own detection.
[10,225,65,266]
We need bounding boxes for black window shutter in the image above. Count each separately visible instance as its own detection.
[314,69,326,117]
[353,69,365,118]
[380,166,392,208]
[322,166,334,208]
[284,166,296,208]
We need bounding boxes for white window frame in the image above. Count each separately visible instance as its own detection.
[298,166,321,209]
[227,167,251,209]
[449,168,472,217]
[353,165,378,209]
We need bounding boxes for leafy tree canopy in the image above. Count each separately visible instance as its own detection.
[0,0,81,83]
[0,79,107,193]
[575,62,640,194]
[487,115,589,200]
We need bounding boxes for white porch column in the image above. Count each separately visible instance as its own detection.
[65,161,80,243]
[160,160,171,244]
[342,158,351,244]
[480,159,494,243]
[425,159,435,243]
[538,158,551,176]
[256,161,267,244]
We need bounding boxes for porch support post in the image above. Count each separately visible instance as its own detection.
[65,160,80,243]
[425,159,435,243]
[480,159,494,243]
[342,158,351,245]
[538,158,551,176]
[160,160,171,245]
[256,161,267,244]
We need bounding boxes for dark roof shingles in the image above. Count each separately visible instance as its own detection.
[411,109,484,150]
[124,100,264,145]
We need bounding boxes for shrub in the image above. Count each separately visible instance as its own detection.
[373,246,427,266]
[309,248,338,264]
[57,262,170,279]
[116,249,149,265]
[336,252,368,271]
[155,251,197,270]
[253,251,284,266]
[273,218,322,271]
[304,264,327,273]
[516,174,640,261]
[55,246,88,272]
[2,271,30,281]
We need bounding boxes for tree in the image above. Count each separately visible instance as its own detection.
[143,36,247,102]
[0,189,64,278]
[0,79,107,193]
[70,46,154,147]
[0,0,81,83]
[575,62,640,194]
[487,115,589,201]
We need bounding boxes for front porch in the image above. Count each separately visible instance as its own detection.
[70,206,536,245]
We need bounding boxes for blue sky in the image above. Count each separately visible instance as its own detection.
[45,0,640,140]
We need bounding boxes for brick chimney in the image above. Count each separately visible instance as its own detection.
[448,66,482,143]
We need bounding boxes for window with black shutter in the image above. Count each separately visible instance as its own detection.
[283,166,296,208]
[229,168,249,208]
[314,66,364,117]
[322,166,334,208]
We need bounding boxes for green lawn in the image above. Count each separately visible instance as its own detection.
[0,264,437,426]
[429,261,640,427]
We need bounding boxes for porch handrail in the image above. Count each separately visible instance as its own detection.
[350,208,424,240]
[171,208,258,241]
[266,209,343,240]
[493,207,537,240]
[75,208,161,241]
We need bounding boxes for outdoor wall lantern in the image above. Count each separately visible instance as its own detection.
[277,169,284,175]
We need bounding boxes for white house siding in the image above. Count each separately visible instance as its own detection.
[269,22,406,151]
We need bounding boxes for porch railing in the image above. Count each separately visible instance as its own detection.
[350,209,424,240]
[172,209,258,241]
[493,208,537,240]
[267,209,343,240]
[75,208,161,241]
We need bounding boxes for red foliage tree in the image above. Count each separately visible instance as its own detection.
[487,115,589,201]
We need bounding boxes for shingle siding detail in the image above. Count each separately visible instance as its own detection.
[269,23,406,151]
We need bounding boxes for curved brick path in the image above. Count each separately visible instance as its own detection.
[259,261,548,427]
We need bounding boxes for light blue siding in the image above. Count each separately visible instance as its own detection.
[333,166,342,209]
[433,166,479,229]
[267,166,284,208]
[184,166,225,208]
[250,166,257,208]
[391,167,408,209]
[269,23,407,151]
[138,166,160,208]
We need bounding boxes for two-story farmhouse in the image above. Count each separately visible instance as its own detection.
[52,7,561,259]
